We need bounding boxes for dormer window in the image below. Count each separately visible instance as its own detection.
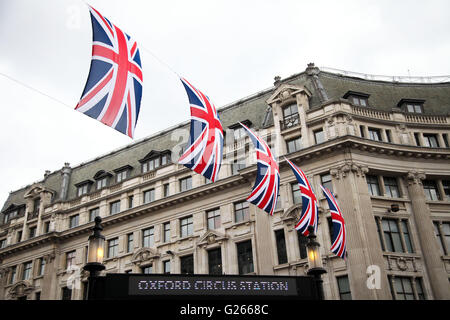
[281,104,299,130]
[229,120,252,141]
[398,99,425,114]
[93,171,112,190]
[343,91,370,107]
[75,181,93,197]
[139,150,172,173]
[114,165,133,183]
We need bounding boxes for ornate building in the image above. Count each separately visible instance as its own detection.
[1,64,449,300]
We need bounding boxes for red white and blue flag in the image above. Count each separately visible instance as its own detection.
[75,6,143,138]
[321,185,347,259]
[285,158,318,236]
[178,78,224,182]
[240,123,280,215]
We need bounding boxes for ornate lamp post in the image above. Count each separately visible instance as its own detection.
[83,216,105,300]
[306,225,327,300]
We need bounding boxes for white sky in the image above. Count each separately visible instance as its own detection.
[1,0,450,207]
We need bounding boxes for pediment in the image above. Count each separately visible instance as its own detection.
[198,230,228,246]
[266,84,312,105]
[281,204,302,223]
[131,248,160,266]
[24,183,55,199]
[8,280,34,298]
[139,150,171,163]
[93,170,112,180]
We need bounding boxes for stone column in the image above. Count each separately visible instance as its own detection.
[253,205,275,275]
[40,252,56,300]
[331,161,391,299]
[296,93,310,148]
[405,171,450,299]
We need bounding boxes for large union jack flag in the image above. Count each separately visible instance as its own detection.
[178,78,224,182]
[240,123,280,215]
[75,6,143,138]
[321,185,347,259]
[285,158,318,236]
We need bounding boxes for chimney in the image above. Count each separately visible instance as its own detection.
[44,170,51,179]
[274,76,281,87]
[59,163,72,201]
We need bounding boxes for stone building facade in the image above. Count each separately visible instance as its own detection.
[0,64,449,300]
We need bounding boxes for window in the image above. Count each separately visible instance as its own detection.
[443,180,450,201]
[29,226,36,239]
[286,136,302,153]
[231,158,246,175]
[314,129,325,144]
[237,240,254,274]
[433,222,450,255]
[180,255,194,274]
[389,276,425,300]
[10,266,16,284]
[66,250,76,269]
[368,128,382,141]
[44,221,50,233]
[180,176,192,192]
[291,182,301,205]
[116,170,129,183]
[385,129,392,143]
[234,201,249,223]
[377,218,413,253]
[89,208,99,222]
[4,210,18,224]
[163,222,171,243]
[163,183,170,197]
[180,216,193,238]
[110,200,121,215]
[142,265,152,274]
[61,287,72,300]
[143,189,155,204]
[384,177,400,198]
[127,233,134,253]
[423,180,440,200]
[38,258,45,276]
[400,220,414,253]
[69,215,79,229]
[297,231,308,259]
[77,184,89,197]
[17,230,23,243]
[423,134,439,148]
[414,133,421,146]
[443,133,449,148]
[142,154,171,173]
[22,261,32,280]
[207,208,221,230]
[275,229,288,265]
[96,177,108,190]
[0,239,6,249]
[128,195,134,209]
[321,173,333,193]
[33,198,41,215]
[107,238,119,258]
[366,175,381,196]
[142,227,154,247]
[275,193,282,210]
[35,292,41,300]
[232,126,246,140]
[352,96,368,107]
[381,219,403,253]
[281,104,299,129]
[360,125,365,138]
[337,275,352,300]
[163,260,171,274]
[208,248,222,275]
[405,103,424,114]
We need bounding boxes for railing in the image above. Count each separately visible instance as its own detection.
[27,211,39,220]
[351,105,391,121]
[405,114,448,124]
[320,66,450,84]
[280,114,300,131]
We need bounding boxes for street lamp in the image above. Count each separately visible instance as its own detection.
[306,225,327,300]
[83,216,105,300]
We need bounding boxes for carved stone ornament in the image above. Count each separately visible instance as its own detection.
[131,248,160,267]
[406,171,426,186]
[198,230,228,247]
[396,257,408,271]
[280,89,291,102]
[281,205,302,224]
[331,161,369,180]
[8,280,35,299]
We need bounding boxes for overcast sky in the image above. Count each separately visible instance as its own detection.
[1,0,450,207]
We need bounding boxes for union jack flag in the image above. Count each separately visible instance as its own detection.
[285,158,318,236]
[240,123,280,215]
[178,78,224,182]
[75,6,143,138]
[321,185,347,259]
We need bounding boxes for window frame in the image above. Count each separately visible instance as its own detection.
[234,201,249,223]
[180,216,193,238]
[179,176,193,192]
[107,238,119,258]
